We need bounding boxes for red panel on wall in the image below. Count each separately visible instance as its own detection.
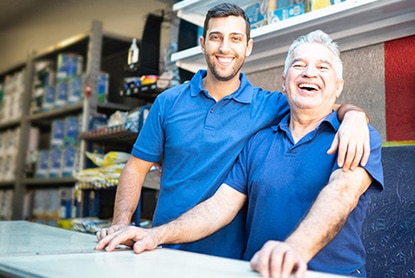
[384,35,415,141]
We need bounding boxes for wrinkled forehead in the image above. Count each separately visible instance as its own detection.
[292,43,336,62]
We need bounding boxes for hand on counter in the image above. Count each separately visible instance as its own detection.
[96,223,129,241]
[250,241,307,278]
[95,226,159,254]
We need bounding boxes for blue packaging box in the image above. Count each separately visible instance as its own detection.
[50,119,65,149]
[48,149,62,178]
[268,3,305,23]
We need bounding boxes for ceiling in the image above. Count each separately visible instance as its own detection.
[0,0,178,28]
[0,0,41,28]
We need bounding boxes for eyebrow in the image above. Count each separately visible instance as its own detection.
[292,57,333,66]
[208,31,245,37]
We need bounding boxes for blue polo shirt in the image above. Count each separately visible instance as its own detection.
[224,111,384,275]
[132,70,289,259]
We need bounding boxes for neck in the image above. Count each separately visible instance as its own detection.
[289,109,330,143]
[203,74,240,101]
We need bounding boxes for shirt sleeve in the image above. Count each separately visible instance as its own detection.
[131,96,165,162]
[223,140,251,195]
[363,124,384,191]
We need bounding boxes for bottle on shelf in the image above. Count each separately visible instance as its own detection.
[127,38,139,66]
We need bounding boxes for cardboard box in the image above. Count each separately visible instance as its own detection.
[246,1,268,29]
[306,0,332,12]
[268,3,305,23]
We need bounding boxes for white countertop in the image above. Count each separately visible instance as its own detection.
[0,221,346,277]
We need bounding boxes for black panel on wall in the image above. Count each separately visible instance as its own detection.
[178,19,198,83]
[138,13,164,76]
[362,145,415,277]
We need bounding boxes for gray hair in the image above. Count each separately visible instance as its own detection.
[283,30,343,80]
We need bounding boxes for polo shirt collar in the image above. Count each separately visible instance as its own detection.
[189,70,254,104]
[272,110,340,133]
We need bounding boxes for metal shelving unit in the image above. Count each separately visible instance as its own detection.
[0,20,136,221]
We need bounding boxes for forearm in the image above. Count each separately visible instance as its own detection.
[112,158,152,225]
[336,104,369,123]
[285,168,371,262]
[112,177,142,225]
[153,184,245,245]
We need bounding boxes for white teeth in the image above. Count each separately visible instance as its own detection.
[299,83,318,90]
[218,57,232,64]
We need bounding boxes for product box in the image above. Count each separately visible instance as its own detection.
[245,0,268,29]
[275,0,305,9]
[50,119,65,149]
[61,146,77,177]
[268,3,305,23]
[48,149,62,178]
[1,93,11,122]
[54,80,68,108]
[3,153,17,181]
[6,128,20,156]
[59,187,75,219]
[33,60,55,87]
[63,115,80,146]
[0,189,13,220]
[67,75,84,104]
[56,53,83,81]
[35,150,49,178]
[41,85,56,111]
[305,0,332,12]
[97,72,109,103]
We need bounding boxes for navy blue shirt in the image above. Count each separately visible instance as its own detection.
[132,70,289,259]
[225,111,384,275]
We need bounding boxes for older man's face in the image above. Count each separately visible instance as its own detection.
[283,42,344,112]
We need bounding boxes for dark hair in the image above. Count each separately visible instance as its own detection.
[203,2,251,42]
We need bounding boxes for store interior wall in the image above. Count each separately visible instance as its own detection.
[0,0,175,73]
[247,42,387,141]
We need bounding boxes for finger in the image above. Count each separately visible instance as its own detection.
[276,249,296,278]
[250,252,259,271]
[96,229,109,241]
[268,244,286,278]
[294,259,307,278]
[133,238,156,254]
[350,143,364,170]
[327,133,339,156]
[360,139,370,166]
[252,242,278,278]
[342,140,357,171]
[95,233,115,251]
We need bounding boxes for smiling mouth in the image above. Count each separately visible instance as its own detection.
[299,83,319,91]
[216,56,234,66]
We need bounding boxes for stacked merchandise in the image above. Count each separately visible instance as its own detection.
[0,69,25,123]
[0,189,13,220]
[0,128,20,181]
[30,187,76,226]
[30,54,109,114]
[246,0,347,29]
[34,114,82,179]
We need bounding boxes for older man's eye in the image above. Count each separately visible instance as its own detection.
[293,63,305,69]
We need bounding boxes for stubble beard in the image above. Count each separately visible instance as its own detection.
[206,54,244,82]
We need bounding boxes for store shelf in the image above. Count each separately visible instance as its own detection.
[0,119,21,130]
[119,82,162,102]
[23,177,77,187]
[28,102,83,124]
[0,181,14,188]
[171,0,415,73]
[79,124,138,145]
